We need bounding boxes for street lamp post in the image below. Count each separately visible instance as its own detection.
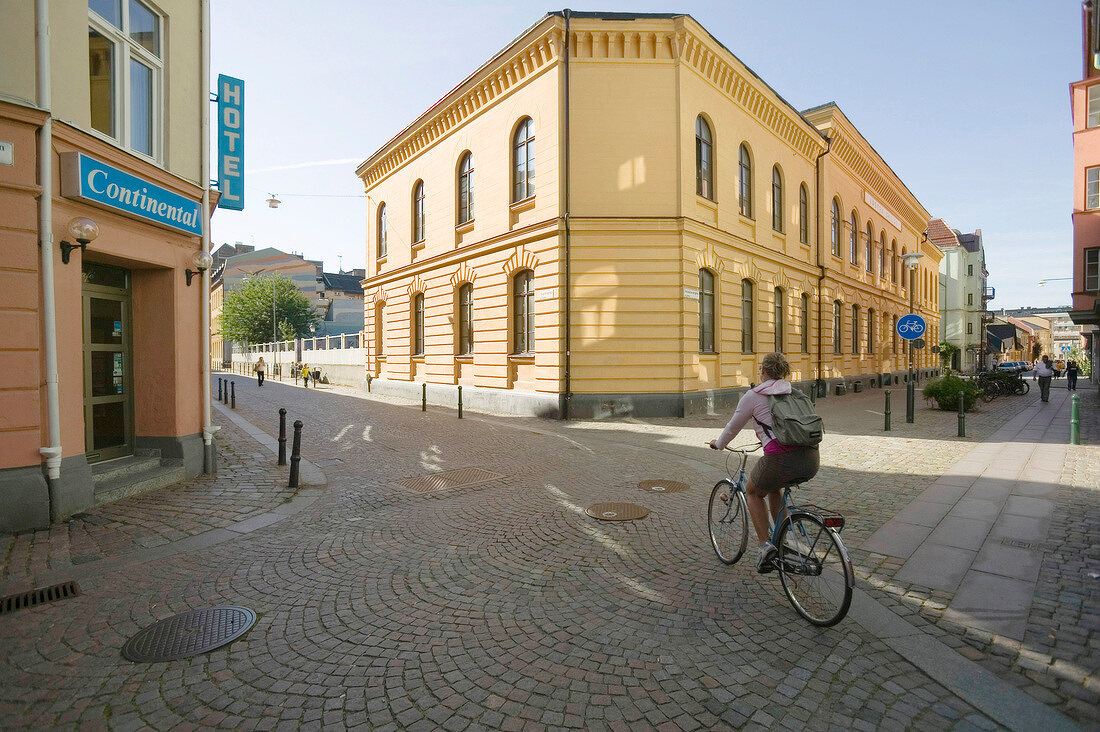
[902,250,925,423]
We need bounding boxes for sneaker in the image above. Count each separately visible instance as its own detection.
[756,542,777,574]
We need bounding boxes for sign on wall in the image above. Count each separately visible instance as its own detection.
[217,74,245,210]
[59,152,203,236]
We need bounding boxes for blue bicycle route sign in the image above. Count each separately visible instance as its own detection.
[896,314,926,340]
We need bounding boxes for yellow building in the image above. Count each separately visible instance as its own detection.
[356,12,941,418]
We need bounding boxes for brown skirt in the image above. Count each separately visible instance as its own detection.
[749,447,820,494]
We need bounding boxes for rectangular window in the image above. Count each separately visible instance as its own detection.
[458,285,473,355]
[867,310,874,354]
[967,264,973,277]
[699,270,715,353]
[88,0,162,159]
[1086,248,1099,291]
[412,294,424,356]
[1088,167,1100,210]
[741,279,754,354]
[1089,84,1100,128]
[800,293,809,353]
[967,322,973,335]
[832,302,842,355]
[967,293,973,306]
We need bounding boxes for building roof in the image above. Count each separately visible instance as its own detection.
[926,218,960,248]
[957,231,982,253]
[321,272,364,294]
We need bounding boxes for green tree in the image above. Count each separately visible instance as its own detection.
[219,273,319,345]
[1067,346,1092,377]
[938,341,959,370]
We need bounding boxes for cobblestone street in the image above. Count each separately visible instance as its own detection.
[0,374,1095,730]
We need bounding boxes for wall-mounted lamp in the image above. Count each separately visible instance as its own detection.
[902,251,925,270]
[60,217,99,264]
[186,250,214,286]
[266,193,281,209]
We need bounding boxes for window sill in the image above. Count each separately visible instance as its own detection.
[699,351,718,357]
[454,354,473,363]
[738,213,755,225]
[411,241,425,251]
[412,355,425,362]
[456,219,475,234]
[510,196,536,213]
[508,354,534,363]
[696,196,717,211]
[376,256,387,266]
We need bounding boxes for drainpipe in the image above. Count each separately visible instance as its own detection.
[36,0,62,521]
[813,134,832,397]
[200,0,218,471]
[561,8,572,420]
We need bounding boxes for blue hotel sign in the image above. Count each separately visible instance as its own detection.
[217,74,244,210]
[60,153,203,236]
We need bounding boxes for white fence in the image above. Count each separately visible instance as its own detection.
[223,333,367,387]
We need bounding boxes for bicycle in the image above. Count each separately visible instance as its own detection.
[707,444,855,626]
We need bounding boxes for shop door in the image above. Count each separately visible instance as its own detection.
[82,263,133,462]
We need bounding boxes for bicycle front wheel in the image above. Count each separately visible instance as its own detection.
[708,481,749,564]
[1015,381,1029,395]
[777,513,854,626]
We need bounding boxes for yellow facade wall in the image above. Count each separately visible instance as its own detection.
[358,14,942,415]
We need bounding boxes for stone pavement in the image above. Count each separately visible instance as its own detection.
[0,372,1093,730]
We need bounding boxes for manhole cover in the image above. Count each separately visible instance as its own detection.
[121,606,256,663]
[1000,538,1037,550]
[639,480,688,493]
[398,467,503,492]
[585,502,649,521]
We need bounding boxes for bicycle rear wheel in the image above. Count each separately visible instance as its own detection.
[708,481,749,564]
[1015,380,1029,395]
[777,513,854,626]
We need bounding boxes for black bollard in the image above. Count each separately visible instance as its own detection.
[884,390,891,431]
[222,380,228,404]
[458,385,463,419]
[230,381,236,409]
[906,380,915,424]
[957,392,966,437]
[217,378,223,401]
[278,408,287,466]
[289,420,303,488]
[422,383,427,412]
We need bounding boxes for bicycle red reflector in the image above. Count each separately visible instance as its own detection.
[824,517,844,529]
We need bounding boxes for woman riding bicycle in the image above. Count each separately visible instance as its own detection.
[709,353,820,572]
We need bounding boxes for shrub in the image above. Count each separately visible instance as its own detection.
[922,374,981,411]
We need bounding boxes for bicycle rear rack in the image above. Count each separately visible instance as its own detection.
[797,503,845,532]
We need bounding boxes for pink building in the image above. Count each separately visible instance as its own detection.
[1070,4,1100,383]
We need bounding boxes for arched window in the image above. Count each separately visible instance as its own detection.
[773,287,785,352]
[457,152,474,224]
[699,269,715,353]
[458,283,473,355]
[799,184,809,244]
[830,199,841,256]
[695,116,713,199]
[879,233,886,278]
[891,241,898,282]
[741,279,754,353]
[376,203,388,258]
[738,144,752,218]
[800,292,810,353]
[851,304,860,354]
[865,221,874,274]
[867,308,875,354]
[901,247,908,290]
[833,301,842,354]
[512,270,534,354]
[412,181,425,244]
[412,292,424,356]
[771,166,783,232]
[850,211,859,265]
[513,118,535,202]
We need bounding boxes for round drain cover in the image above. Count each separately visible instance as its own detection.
[585,502,649,521]
[122,606,256,663]
[639,480,689,494]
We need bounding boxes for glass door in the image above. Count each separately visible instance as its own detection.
[83,264,133,462]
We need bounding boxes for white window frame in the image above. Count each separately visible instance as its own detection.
[1088,84,1100,128]
[88,0,164,162]
[1086,248,1099,291]
[1087,166,1100,210]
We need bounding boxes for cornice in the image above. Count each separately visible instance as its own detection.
[671,25,826,162]
[357,22,563,187]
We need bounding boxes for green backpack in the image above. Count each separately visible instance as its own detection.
[756,389,824,447]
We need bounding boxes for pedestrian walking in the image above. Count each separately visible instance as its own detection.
[1033,355,1055,402]
[254,356,266,387]
[300,363,310,389]
[1066,359,1079,391]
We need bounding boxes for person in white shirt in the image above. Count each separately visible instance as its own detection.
[1033,355,1055,402]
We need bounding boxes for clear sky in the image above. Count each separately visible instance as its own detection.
[210,0,1077,310]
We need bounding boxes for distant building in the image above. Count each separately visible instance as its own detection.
[929,220,992,371]
[1000,307,1086,359]
[1070,4,1100,383]
[210,247,363,367]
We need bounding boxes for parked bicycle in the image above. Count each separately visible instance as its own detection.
[975,371,1029,402]
[707,444,854,626]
